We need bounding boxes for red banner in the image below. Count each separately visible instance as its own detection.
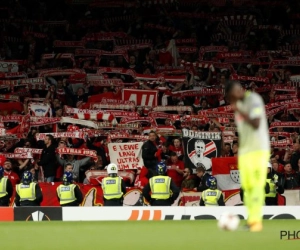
[122,89,158,107]
[8,183,146,207]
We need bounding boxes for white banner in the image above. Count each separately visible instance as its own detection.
[28,102,52,117]
[0,61,18,73]
[108,142,144,170]
[62,206,300,221]
[0,128,6,136]
[282,189,300,205]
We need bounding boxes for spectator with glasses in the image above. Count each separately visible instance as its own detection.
[181,168,196,190]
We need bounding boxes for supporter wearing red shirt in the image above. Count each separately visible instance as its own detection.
[3,159,20,187]
[166,152,184,188]
[134,166,149,189]
[168,138,184,160]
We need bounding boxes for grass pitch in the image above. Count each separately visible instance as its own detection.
[1,220,299,250]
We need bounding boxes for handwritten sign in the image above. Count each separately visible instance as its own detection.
[108,142,144,170]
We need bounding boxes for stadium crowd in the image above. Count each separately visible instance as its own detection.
[1,0,300,201]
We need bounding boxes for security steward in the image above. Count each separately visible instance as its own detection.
[265,163,284,205]
[200,176,225,206]
[15,171,43,206]
[102,163,127,206]
[0,166,13,206]
[142,162,180,206]
[57,172,83,206]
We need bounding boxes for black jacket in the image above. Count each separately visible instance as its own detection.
[142,176,180,204]
[280,172,300,189]
[290,151,300,172]
[57,184,83,206]
[160,149,172,162]
[86,138,108,168]
[64,86,93,107]
[0,177,13,206]
[15,183,43,206]
[38,144,57,177]
[196,173,211,192]
[142,140,158,171]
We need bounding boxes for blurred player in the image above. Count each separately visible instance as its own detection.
[225,81,270,232]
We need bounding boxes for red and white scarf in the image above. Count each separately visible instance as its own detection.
[64,106,114,122]
[2,152,33,159]
[57,147,98,162]
[35,132,86,141]
[14,147,43,155]
[53,40,85,48]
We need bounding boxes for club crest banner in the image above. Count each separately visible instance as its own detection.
[182,129,222,172]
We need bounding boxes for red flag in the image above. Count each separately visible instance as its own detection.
[212,157,240,191]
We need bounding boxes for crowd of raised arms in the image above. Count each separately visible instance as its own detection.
[0,0,300,192]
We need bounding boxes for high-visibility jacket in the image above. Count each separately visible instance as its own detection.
[265,179,276,198]
[149,176,171,200]
[16,183,36,201]
[102,177,123,200]
[57,184,77,205]
[202,188,222,206]
[0,177,8,198]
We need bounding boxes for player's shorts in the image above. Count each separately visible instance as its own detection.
[238,150,270,190]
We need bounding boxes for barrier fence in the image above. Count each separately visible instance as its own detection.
[6,183,300,207]
[1,206,300,221]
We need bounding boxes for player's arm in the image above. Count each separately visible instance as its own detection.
[235,108,260,129]
[234,98,262,129]
[218,193,225,206]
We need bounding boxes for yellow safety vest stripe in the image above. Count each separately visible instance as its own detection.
[149,176,171,199]
[16,183,36,201]
[202,189,222,206]
[265,179,277,198]
[0,177,8,198]
[57,184,77,205]
[102,177,123,199]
